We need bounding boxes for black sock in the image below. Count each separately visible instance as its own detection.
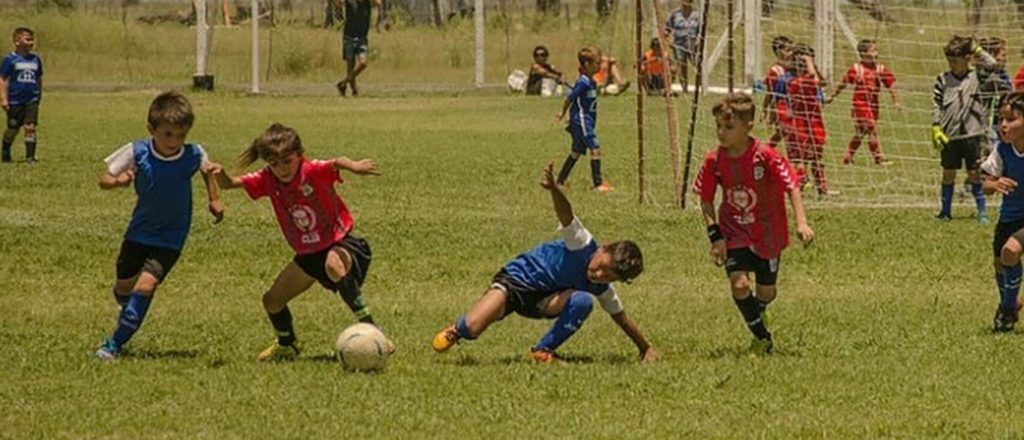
[757,298,769,313]
[557,155,578,184]
[267,306,296,346]
[590,159,603,186]
[1,141,10,161]
[338,278,374,324]
[25,141,35,160]
[734,295,771,340]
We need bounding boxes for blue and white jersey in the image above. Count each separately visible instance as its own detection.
[502,217,624,315]
[664,7,701,52]
[567,75,598,135]
[104,139,208,250]
[0,52,42,105]
[982,141,1024,223]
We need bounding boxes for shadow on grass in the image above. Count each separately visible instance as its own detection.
[706,345,804,360]
[128,348,200,360]
[445,353,631,366]
[303,353,340,364]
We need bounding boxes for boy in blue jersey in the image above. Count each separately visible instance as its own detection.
[94,91,224,360]
[432,163,659,363]
[0,27,42,163]
[556,46,614,192]
[983,91,1024,332]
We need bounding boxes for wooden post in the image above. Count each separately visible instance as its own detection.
[682,0,712,209]
[637,0,645,204]
[651,0,683,207]
[743,0,760,87]
[727,0,734,93]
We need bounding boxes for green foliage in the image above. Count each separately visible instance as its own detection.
[2,92,1024,438]
[35,0,76,14]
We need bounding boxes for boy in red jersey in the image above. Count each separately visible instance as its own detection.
[825,39,902,166]
[693,92,814,355]
[788,44,831,197]
[762,36,793,151]
[212,123,388,361]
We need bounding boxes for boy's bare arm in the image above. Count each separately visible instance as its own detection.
[787,187,814,245]
[211,167,243,190]
[825,82,846,103]
[0,76,8,109]
[98,171,133,190]
[333,156,381,175]
[540,163,574,227]
[610,310,659,363]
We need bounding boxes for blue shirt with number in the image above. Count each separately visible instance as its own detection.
[0,52,42,106]
[567,75,598,135]
[125,139,205,251]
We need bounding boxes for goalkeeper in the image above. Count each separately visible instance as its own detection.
[932,35,1002,223]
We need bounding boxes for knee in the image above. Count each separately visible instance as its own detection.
[756,285,777,302]
[590,149,601,159]
[730,278,751,298]
[325,249,350,283]
[1002,246,1022,267]
[132,278,158,296]
[23,124,35,134]
[570,152,582,159]
[569,291,594,315]
[262,291,284,312]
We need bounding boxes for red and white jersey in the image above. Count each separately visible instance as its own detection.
[692,138,799,259]
[841,62,896,113]
[788,73,822,123]
[241,158,354,255]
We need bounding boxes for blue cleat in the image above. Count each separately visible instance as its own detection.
[95,338,119,361]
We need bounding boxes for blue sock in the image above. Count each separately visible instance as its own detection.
[455,315,477,340]
[972,183,986,215]
[1001,264,1023,311]
[112,288,129,309]
[940,184,954,217]
[533,292,593,352]
[111,292,153,348]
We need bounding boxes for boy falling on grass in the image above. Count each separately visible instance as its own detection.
[95,91,224,360]
[432,163,659,364]
[982,91,1024,332]
[932,35,1001,223]
[692,92,814,355]
[825,39,902,166]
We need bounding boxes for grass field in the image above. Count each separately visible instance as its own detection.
[2,90,1024,439]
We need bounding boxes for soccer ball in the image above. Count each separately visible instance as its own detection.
[335,323,392,372]
[604,84,620,95]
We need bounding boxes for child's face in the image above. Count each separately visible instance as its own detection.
[581,58,601,76]
[947,55,970,74]
[860,45,878,64]
[993,47,1007,69]
[533,49,549,63]
[586,247,620,284]
[999,105,1024,145]
[12,32,33,52]
[715,113,752,148]
[147,123,190,156]
[266,151,302,183]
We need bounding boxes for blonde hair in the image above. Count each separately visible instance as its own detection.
[238,123,305,169]
[712,92,756,123]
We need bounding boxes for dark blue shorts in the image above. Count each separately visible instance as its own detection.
[566,124,600,154]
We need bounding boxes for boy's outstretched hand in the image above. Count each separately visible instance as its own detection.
[640,346,661,363]
[797,224,815,246]
[540,162,558,190]
[349,159,381,176]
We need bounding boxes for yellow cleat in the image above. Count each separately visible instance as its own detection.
[258,341,300,362]
[747,338,773,357]
[432,325,460,353]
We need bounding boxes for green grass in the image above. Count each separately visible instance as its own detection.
[1,91,1024,439]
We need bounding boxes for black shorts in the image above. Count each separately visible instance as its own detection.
[115,240,181,283]
[941,137,982,171]
[293,234,372,291]
[6,102,39,130]
[993,219,1024,258]
[491,269,560,320]
[724,247,780,286]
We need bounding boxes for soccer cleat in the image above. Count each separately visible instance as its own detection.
[594,182,615,192]
[94,338,119,361]
[840,155,853,166]
[747,338,773,357]
[993,306,1020,333]
[528,348,565,364]
[875,158,893,166]
[431,325,461,353]
[336,80,347,97]
[934,213,952,222]
[978,212,992,225]
[257,341,301,361]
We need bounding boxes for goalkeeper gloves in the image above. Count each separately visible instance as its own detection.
[931,125,949,150]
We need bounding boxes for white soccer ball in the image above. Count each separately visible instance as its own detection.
[604,84,620,95]
[335,323,392,372]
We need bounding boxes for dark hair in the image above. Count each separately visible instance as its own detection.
[771,35,792,56]
[578,46,601,66]
[944,35,973,58]
[980,36,1006,56]
[533,45,549,56]
[792,43,814,58]
[147,91,194,129]
[605,240,644,282]
[999,91,1024,117]
[856,39,875,56]
[12,27,33,39]
[650,37,662,48]
[712,92,756,123]
[238,123,305,169]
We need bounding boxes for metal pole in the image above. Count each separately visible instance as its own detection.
[727,0,734,93]
[474,0,485,88]
[637,0,645,204]
[251,0,260,93]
